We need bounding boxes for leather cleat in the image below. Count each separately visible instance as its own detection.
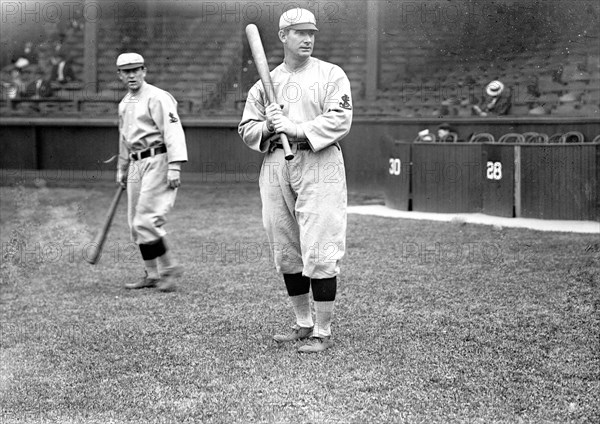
[273,325,313,343]
[125,274,159,290]
[157,265,183,292]
[298,336,334,353]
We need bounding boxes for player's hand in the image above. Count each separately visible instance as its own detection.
[116,170,127,188]
[167,169,181,189]
[272,114,297,137]
[265,103,283,132]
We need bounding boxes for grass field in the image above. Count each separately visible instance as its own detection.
[1,181,599,423]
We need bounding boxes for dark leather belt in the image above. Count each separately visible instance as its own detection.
[130,145,167,161]
[273,141,312,151]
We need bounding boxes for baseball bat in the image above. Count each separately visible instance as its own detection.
[245,24,294,160]
[85,186,124,265]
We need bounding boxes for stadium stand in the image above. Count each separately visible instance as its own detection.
[0,1,598,118]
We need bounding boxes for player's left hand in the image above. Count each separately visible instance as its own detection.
[272,114,297,137]
[167,169,181,189]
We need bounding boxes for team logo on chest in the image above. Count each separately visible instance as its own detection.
[169,112,179,123]
[339,94,352,110]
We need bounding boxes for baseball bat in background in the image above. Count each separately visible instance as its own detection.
[245,24,294,161]
[85,186,125,265]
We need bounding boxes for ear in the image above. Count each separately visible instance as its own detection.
[278,29,286,43]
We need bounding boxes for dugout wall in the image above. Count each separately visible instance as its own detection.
[1,116,599,221]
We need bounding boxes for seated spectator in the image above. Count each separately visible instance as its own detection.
[472,80,512,116]
[415,128,436,142]
[437,123,459,142]
[1,58,30,99]
[49,54,77,84]
[1,58,53,99]
[11,41,38,65]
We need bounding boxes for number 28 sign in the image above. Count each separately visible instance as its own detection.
[486,161,502,180]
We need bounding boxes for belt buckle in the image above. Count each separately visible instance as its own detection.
[291,140,298,155]
[150,147,155,158]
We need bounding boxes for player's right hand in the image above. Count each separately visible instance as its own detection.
[265,103,283,132]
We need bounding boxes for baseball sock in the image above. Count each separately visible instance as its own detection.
[154,238,177,271]
[144,260,160,279]
[283,273,313,328]
[311,277,337,338]
[139,240,167,279]
[158,249,176,271]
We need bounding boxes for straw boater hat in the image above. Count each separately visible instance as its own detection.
[486,80,505,97]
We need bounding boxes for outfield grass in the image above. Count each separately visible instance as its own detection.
[1,182,598,423]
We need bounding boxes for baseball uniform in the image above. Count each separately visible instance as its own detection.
[239,56,352,278]
[117,82,188,245]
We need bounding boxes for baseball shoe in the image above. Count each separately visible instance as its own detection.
[157,265,183,292]
[298,336,334,353]
[273,325,313,343]
[125,273,159,290]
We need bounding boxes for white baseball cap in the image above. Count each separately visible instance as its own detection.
[116,52,145,70]
[486,80,505,97]
[279,8,318,31]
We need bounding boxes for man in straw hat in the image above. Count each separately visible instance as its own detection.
[473,80,512,116]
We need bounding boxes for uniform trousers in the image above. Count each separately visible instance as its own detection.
[127,153,177,244]
[259,144,347,279]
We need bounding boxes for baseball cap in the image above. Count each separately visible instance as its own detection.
[116,52,145,70]
[486,80,505,97]
[279,8,318,31]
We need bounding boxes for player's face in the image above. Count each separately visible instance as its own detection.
[281,29,315,58]
[118,67,146,92]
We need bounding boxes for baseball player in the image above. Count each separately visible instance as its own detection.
[238,9,353,353]
[115,52,188,292]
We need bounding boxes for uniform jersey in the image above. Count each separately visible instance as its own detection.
[118,82,188,173]
[239,57,353,152]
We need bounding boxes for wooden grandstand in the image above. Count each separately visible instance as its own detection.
[1,1,598,119]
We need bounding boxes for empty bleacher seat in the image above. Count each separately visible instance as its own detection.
[469,133,495,143]
[498,133,525,143]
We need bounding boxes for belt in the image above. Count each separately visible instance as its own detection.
[273,141,312,151]
[129,145,167,161]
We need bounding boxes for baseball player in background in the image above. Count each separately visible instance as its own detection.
[116,53,188,292]
[239,9,353,353]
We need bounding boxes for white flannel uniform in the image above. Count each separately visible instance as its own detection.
[117,82,188,244]
[239,57,353,278]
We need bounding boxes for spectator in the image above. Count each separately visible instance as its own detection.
[437,123,458,142]
[472,80,512,116]
[14,41,38,65]
[1,58,30,99]
[49,54,77,84]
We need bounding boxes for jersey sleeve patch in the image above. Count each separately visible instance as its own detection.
[339,94,352,110]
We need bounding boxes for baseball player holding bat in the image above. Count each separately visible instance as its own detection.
[116,53,188,292]
[239,9,353,352]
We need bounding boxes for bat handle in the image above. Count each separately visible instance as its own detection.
[280,133,294,161]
